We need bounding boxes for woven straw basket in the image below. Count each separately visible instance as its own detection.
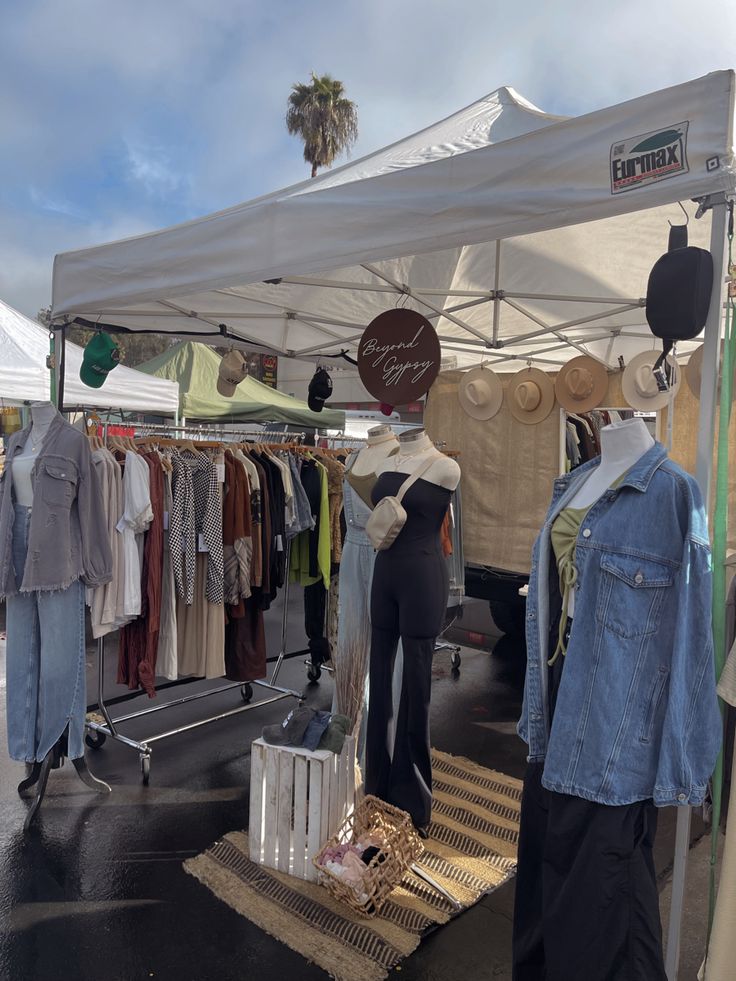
[313,794,424,918]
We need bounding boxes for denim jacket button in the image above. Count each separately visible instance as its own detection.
[582,528,592,538]
[677,792,687,802]
[634,573,644,584]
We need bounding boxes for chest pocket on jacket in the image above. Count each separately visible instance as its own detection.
[595,553,674,639]
[42,462,77,508]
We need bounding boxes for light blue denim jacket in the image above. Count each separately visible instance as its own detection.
[518,442,721,807]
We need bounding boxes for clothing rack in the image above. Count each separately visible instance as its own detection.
[84,422,304,784]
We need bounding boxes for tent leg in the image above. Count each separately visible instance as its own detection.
[664,191,729,981]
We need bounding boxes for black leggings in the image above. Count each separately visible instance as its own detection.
[365,545,447,828]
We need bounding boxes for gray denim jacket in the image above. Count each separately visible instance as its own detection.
[0,411,113,597]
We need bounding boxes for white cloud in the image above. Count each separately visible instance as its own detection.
[124,142,186,196]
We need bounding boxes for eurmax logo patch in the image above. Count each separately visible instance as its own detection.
[610,122,689,194]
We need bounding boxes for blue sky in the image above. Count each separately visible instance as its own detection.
[1,0,734,318]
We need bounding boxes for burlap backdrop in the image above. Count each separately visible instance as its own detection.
[425,368,736,575]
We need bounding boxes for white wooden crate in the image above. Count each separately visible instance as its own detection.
[249,735,356,881]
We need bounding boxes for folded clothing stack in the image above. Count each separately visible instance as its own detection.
[262,707,351,754]
[317,836,387,904]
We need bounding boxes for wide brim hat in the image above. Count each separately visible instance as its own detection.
[506,366,556,424]
[217,350,248,397]
[685,343,736,401]
[554,355,609,413]
[622,350,682,411]
[458,365,503,420]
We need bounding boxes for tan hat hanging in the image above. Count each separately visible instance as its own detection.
[506,366,556,424]
[685,343,736,401]
[621,350,682,411]
[457,365,504,420]
[554,356,609,413]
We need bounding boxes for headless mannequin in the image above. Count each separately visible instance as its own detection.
[350,424,400,477]
[13,401,57,505]
[568,418,654,509]
[566,418,653,617]
[377,429,461,491]
[9,402,111,829]
[367,428,460,832]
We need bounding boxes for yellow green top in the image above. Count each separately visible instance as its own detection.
[549,472,627,666]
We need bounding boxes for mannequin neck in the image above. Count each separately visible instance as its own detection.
[367,425,397,446]
[599,418,654,469]
[397,430,433,456]
[30,401,57,432]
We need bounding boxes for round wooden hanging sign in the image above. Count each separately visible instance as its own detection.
[357,309,441,406]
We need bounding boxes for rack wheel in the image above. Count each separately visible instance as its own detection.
[307,664,322,683]
[140,755,151,785]
[240,683,253,703]
[450,650,462,670]
[85,731,107,750]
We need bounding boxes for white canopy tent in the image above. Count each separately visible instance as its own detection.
[50,71,736,977]
[0,299,179,415]
[51,72,734,376]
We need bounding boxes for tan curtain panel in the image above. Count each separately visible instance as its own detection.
[426,367,736,576]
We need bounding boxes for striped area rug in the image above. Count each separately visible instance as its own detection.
[184,749,522,981]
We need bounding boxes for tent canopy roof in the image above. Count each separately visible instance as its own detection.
[0,298,179,415]
[137,341,345,428]
[51,72,736,370]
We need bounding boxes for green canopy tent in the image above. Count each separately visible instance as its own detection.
[137,341,345,430]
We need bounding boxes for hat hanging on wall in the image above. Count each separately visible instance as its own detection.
[622,350,682,411]
[458,365,503,420]
[80,332,121,389]
[308,367,332,412]
[554,356,609,413]
[506,366,556,424]
[685,343,736,401]
[217,350,248,397]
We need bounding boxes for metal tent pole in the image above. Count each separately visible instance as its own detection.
[664,191,729,981]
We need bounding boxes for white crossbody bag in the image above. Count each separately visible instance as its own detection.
[365,457,436,551]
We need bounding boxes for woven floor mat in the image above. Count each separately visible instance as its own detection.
[185,749,522,981]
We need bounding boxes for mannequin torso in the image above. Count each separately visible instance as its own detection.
[13,402,57,507]
[568,418,654,510]
[350,425,400,477]
[564,418,653,617]
[376,429,460,491]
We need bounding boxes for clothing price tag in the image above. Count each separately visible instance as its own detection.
[276,534,284,552]
[163,510,169,531]
[198,532,209,553]
[216,463,226,483]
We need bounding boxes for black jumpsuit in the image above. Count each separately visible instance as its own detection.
[364,471,450,829]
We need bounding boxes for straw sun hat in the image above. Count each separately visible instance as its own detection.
[506,366,556,424]
[457,365,504,421]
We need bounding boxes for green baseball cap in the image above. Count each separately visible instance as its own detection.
[80,332,121,388]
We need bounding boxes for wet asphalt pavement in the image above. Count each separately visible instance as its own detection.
[0,595,696,981]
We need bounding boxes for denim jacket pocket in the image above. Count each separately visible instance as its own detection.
[640,666,669,743]
[41,461,78,508]
[595,553,674,639]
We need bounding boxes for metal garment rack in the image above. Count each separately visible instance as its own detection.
[84,424,304,783]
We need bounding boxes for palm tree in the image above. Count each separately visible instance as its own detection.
[286,73,358,178]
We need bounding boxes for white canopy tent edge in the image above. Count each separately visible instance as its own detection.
[0,298,179,417]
